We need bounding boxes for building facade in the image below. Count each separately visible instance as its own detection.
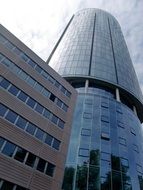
[48,9,143,190]
[0,25,77,190]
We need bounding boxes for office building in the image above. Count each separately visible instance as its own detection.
[0,24,77,190]
[48,9,143,190]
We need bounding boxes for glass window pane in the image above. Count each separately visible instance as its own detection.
[2,141,16,157]
[25,152,36,167]
[15,116,27,129]
[58,119,64,129]
[51,115,58,124]
[34,83,43,92]
[19,70,28,80]
[1,181,14,190]
[41,71,49,79]
[17,91,28,102]
[62,104,68,112]
[81,129,91,136]
[13,47,21,55]
[37,158,46,172]
[26,123,36,135]
[35,103,44,114]
[35,65,42,74]
[5,41,15,50]
[42,88,50,97]
[49,94,56,102]
[26,97,36,108]
[46,163,55,177]
[26,77,36,86]
[56,99,62,108]
[79,148,89,157]
[0,104,8,117]
[35,128,44,141]
[45,134,53,146]
[2,58,12,67]
[20,52,29,62]
[52,139,60,150]
[43,109,51,119]
[0,78,10,89]
[8,85,19,96]
[27,59,36,68]
[14,147,27,162]
[61,86,66,94]
[0,35,6,44]
[5,110,18,123]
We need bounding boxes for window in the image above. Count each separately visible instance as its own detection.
[48,76,55,84]
[42,88,50,97]
[26,123,36,135]
[121,158,129,167]
[2,58,12,67]
[61,86,66,94]
[13,47,21,55]
[131,128,136,136]
[65,90,71,98]
[8,85,19,96]
[52,139,60,150]
[1,181,14,189]
[35,103,44,114]
[45,134,53,146]
[17,91,28,102]
[5,110,18,123]
[5,41,15,50]
[83,112,92,119]
[0,78,10,89]
[85,99,92,105]
[2,141,16,157]
[26,77,36,86]
[37,158,46,172]
[81,129,91,136]
[133,144,139,153]
[20,52,29,62]
[27,59,36,68]
[0,104,7,117]
[35,65,42,74]
[43,109,51,119]
[55,81,60,88]
[101,132,110,140]
[101,115,109,123]
[41,71,49,79]
[46,163,55,177]
[56,99,62,108]
[49,94,56,102]
[51,115,58,124]
[25,153,36,167]
[136,164,143,174]
[101,152,110,161]
[14,147,27,162]
[15,116,27,129]
[0,35,6,43]
[58,119,64,129]
[0,137,5,150]
[63,104,68,112]
[118,121,124,128]
[101,102,109,108]
[26,97,36,108]
[119,137,126,146]
[79,148,89,157]
[19,70,28,80]
[35,128,44,141]
[34,83,43,92]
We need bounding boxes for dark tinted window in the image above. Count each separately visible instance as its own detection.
[1,181,14,190]
[14,147,27,162]
[26,123,36,135]
[35,128,44,141]
[0,104,7,117]
[8,85,19,96]
[63,104,68,112]
[28,59,36,68]
[15,116,27,129]
[2,141,16,157]
[17,91,28,102]
[52,139,60,150]
[35,65,42,73]
[57,99,62,108]
[45,134,53,146]
[25,152,36,167]
[37,158,46,172]
[26,97,36,108]
[5,110,18,123]
[20,53,29,62]
[61,86,66,94]
[49,94,56,102]
[0,78,10,89]
[46,163,55,177]
[35,103,44,114]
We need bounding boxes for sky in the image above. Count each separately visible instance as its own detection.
[0,0,143,93]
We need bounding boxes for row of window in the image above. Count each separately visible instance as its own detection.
[0,137,55,177]
[0,76,65,129]
[0,179,28,190]
[0,54,68,112]
[0,104,61,150]
[0,34,71,98]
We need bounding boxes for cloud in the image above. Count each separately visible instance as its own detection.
[0,0,142,94]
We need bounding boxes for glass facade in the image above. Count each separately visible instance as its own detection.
[62,87,143,190]
[48,8,143,190]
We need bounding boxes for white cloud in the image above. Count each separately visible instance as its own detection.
[0,0,142,93]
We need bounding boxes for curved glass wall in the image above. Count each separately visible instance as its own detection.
[48,8,143,105]
[62,87,143,190]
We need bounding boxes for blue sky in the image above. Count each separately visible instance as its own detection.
[0,0,143,93]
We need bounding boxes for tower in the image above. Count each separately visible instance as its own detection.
[48,9,143,190]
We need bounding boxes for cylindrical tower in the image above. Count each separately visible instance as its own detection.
[48,9,143,190]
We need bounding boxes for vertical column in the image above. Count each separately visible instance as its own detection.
[85,79,89,93]
[133,106,137,116]
[116,88,120,102]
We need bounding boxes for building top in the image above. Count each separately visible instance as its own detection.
[47,8,143,113]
